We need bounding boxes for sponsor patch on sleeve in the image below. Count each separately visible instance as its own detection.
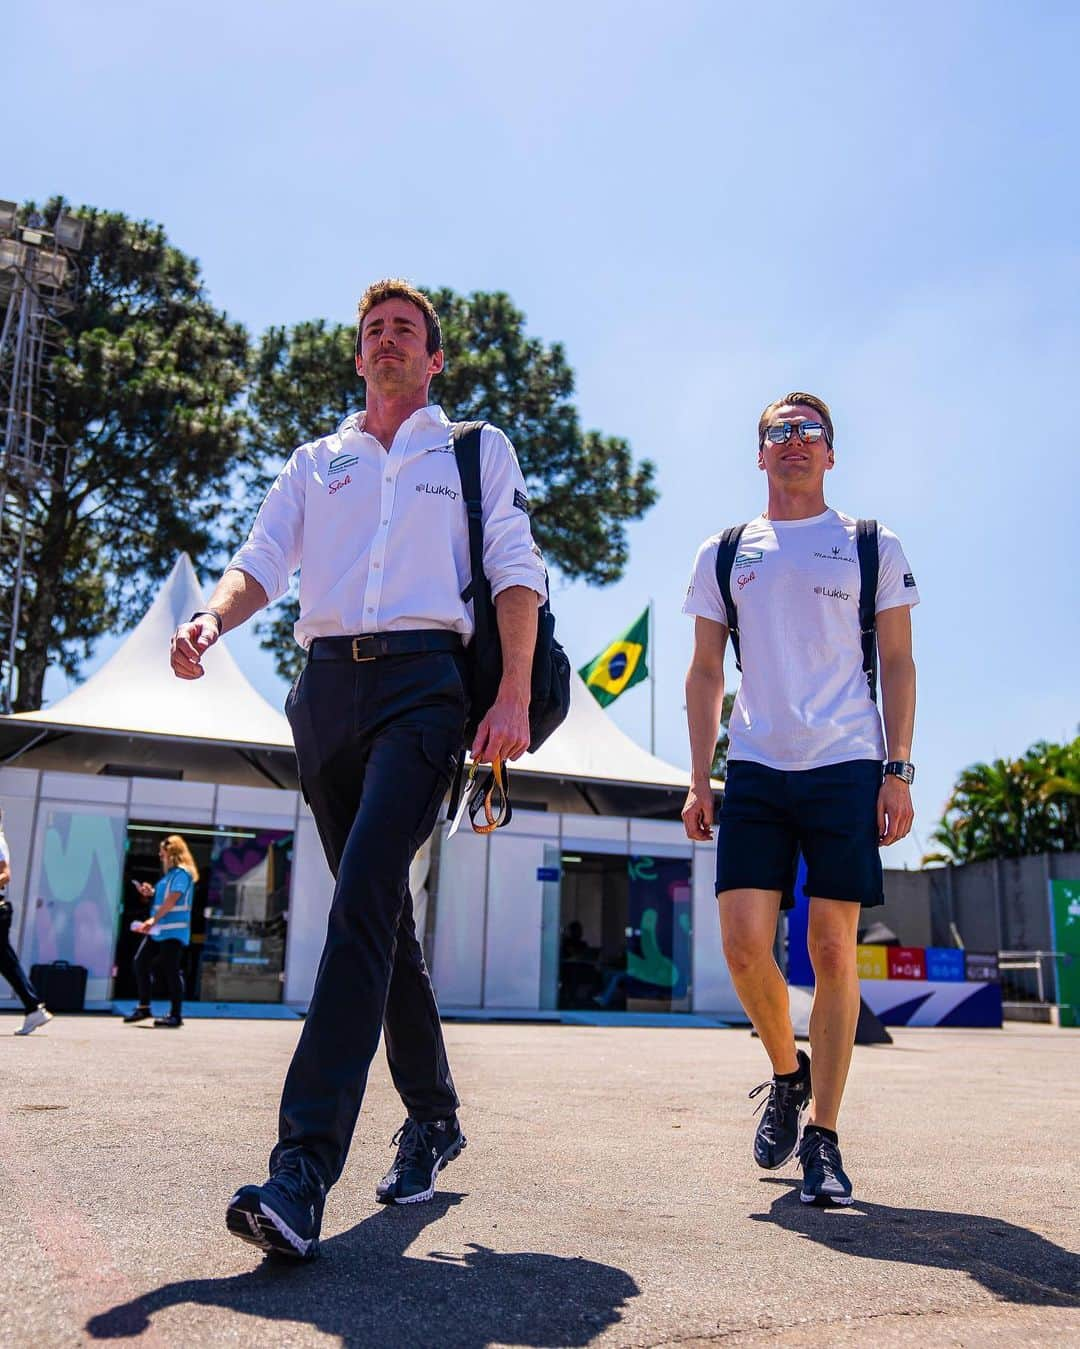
[903,572,917,588]
[513,489,529,514]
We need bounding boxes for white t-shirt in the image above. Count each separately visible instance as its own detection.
[683,509,919,771]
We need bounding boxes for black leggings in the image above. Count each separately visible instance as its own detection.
[133,937,185,1016]
[0,900,39,1013]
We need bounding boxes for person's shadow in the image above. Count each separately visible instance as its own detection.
[752,1179,1080,1306]
[86,1193,639,1348]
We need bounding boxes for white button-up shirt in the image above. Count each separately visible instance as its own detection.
[228,404,547,648]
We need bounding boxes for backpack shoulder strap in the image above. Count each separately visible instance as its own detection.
[713,523,748,671]
[451,420,491,636]
[856,518,880,702]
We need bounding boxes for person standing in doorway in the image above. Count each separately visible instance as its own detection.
[0,807,52,1035]
[123,834,197,1029]
[169,279,545,1260]
[681,392,918,1205]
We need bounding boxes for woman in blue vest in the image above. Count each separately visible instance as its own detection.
[123,834,198,1028]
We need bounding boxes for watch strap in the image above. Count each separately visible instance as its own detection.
[189,609,223,634]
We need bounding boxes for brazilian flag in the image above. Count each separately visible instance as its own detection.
[579,608,649,708]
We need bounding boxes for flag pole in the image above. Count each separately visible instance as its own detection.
[648,596,656,753]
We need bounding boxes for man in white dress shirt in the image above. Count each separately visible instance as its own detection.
[170,279,546,1259]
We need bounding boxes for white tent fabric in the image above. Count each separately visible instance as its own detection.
[518,669,689,787]
[10,555,692,787]
[14,554,292,749]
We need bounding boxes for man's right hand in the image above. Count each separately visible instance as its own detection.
[681,778,715,841]
[170,616,220,680]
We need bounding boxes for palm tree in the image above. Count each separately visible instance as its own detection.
[923,733,1080,865]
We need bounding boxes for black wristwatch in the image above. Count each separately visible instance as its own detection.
[883,761,915,785]
[189,609,223,635]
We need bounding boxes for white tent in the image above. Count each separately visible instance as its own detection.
[11,554,292,750]
[7,555,692,789]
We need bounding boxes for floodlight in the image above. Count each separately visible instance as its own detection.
[34,253,68,287]
[54,213,85,252]
[0,200,16,235]
[0,238,25,272]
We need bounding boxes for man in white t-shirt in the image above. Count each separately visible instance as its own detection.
[682,391,918,1206]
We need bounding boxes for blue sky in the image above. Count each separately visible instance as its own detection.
[12,1,1079,866]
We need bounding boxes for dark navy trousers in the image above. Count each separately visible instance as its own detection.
[0,899,39,1012]
[271,649,466,1187]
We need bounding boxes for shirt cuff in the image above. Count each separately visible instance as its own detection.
[225,555,284,606]
[489,566,548,602]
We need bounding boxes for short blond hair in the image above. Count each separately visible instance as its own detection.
[758,391,834,447]
[355,279,442,357]
[161,834,199,884]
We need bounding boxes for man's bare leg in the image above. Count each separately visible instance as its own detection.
[719,889,798,1075]
[805,898,861,1131]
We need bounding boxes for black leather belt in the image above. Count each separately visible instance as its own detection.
[307,631,463,663]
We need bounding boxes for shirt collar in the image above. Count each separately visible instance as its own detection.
[338,404,448,439]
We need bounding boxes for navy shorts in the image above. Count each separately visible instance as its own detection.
[714,759,884,908]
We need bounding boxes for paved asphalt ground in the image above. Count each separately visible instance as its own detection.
[1,1015,1077,1348]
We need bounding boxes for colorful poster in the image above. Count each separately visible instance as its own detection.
[625,855,692,1006]
[27,809,126,1003]
[925,947,966,982]
[965,950,999,982]
[856,945,888,979]
[887,946,926,980]
[1048,880,1080,1028]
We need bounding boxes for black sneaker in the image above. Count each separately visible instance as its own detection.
[226,1150,326,1259]
[375,1116,466,1205]
[123,1006,152,1024]
[798,1128,854,1206]
[154,1014,183,1028]
[749,1049,811,1169]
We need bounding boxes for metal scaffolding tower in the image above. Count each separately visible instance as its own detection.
[0,201,84,712]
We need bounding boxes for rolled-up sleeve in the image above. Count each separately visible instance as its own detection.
[227,449,307,604]
[479,428,548,600]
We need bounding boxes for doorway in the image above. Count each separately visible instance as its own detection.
[557,851,692,1013]
[116,821,293,1004]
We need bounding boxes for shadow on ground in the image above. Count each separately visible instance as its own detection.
[86,1193,639,1348]
[753,1179,1080,1306]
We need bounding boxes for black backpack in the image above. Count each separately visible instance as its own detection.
[452,421,572,751]
[713,518,881,700]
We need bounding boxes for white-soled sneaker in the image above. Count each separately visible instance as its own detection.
[15,1006,52,1036]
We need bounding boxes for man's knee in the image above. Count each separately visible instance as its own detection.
[808,930,856,981]
[721,927,775,978]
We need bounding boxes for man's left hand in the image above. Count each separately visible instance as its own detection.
[878,776,914,846]
[471,690,530,764]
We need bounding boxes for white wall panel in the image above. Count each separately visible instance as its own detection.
[0,766,40,799]
[560,813,628,843]
[129,778,215,816]
[690,842,742,1016]
[282,812,334,1007]
[431,831,488,1008]
[216,784,300,830]
[483,835,546,1008]
[41,771,127,804]
[629,819,688,848]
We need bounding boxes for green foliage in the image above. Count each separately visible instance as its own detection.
[3,198,253,709]
[250,289,658,681]
[923,734,1080,865]
[710,692,736,778]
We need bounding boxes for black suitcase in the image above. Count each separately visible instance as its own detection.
[30,960,88,1012]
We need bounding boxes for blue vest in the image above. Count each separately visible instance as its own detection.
[151,867,194,945]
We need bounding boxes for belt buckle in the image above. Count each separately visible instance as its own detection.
[351,636,376,663]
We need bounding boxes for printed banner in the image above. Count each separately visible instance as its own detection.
[1048,879,1080,1028]
[856,944,888,979]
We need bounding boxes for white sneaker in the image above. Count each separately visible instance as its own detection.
[15,1006,52,1036]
